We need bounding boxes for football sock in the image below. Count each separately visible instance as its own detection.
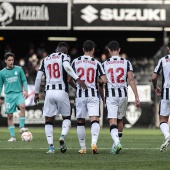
[8,126,15,137]
[61,119,71,136]
[118,132,123,141]
[91,121,100,145]
[19,117,25,128]
[77,125,86,149]
[110,124,120,146]
[45,124,53,145]
[160,122,170,139]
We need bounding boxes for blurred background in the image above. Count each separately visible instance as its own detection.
[0,0,170,128]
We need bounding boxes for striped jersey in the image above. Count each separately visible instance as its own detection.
[0,66,28,97]
[102,56,133,97]
[38,52,71,92]
[154,55,170,100]
[71,55,105,97]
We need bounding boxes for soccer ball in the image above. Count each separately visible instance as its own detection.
[21,132,33,142]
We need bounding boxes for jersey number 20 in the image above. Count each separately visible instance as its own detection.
[77,67,95,83]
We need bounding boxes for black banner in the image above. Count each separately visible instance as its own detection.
[0,0,71,30]
[73,2,170,30]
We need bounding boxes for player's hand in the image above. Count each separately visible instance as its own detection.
[0,99,4,106]
[135,97,140,108]
[24,91,28,99]
[76,78,87,90]
[155,86,161,96]
[34,94,39,105]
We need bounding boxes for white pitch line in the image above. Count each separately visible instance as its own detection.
[0,148,160,150]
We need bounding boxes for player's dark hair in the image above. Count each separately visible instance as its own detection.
[4,52,15,60]
[168,41,170,48]
[56,42,68,54]
[83,40,95,52]
[107,41,120,51]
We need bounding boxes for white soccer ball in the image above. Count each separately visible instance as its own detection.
[21,132,33,142]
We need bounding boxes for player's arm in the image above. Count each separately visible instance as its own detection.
[0,73,4,106]
[67,76,76,89]
[98,83,105,103]
[151,59,162,96]
[128,71,140,108]
[20,68,28,99]
[98,75,107,84]
[34,71,44,105]
[98,63,107,84]
[63,61,86,89]
[151,73,161,96]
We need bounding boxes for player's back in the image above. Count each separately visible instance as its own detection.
[72,55,104,97]
[39,52,70,92]
[103,56,133,97]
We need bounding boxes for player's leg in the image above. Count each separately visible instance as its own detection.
[75,97,87,153]
[159,116,170,152]
[43,90,57,153]
[118,97,128,140]
[109,118,122,154]
[45,116,55,153]
[117,118,123,141]
[88,97,100,154]
[5,95,16,142]
[18,103,29,133]
[159,100,170,152]
[59,116,71,153]
[106,97,122,154]
[89,117,100,154]
[7,113,16,142]
[17,93,28,134]
[57,91,71,153]
[77,118,86,153]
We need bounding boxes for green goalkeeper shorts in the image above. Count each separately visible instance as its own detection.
[5,92,25,114]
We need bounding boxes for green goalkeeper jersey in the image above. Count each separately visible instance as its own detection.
[0,66,28,97]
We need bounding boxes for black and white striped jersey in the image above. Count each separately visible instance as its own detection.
[71,55,105,98]
[154,55,170,100]
[38,52,71,92]
[102,56,133,97]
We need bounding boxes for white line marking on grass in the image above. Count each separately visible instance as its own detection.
[0,148,160,150]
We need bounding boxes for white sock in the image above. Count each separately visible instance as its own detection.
[160,122,170,139]
[112,132,122,148]
[77,126,86,149]
[45,124,53,145]
[91,122,100,145]
[111,128,120,146]
[61,119,71,136]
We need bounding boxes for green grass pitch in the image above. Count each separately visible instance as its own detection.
[0,127,170,170]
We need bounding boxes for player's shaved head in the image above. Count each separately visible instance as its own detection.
[56,42,68,54]
[83,40,95,52]
[4,52,15,60]
[107,41,120,51]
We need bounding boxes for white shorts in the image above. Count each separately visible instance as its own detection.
[43,90,70,117]
[159,99,170,116]
[75,97,99,119]
[106,97,128,119]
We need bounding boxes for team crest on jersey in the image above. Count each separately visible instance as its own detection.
[14,71,18,75]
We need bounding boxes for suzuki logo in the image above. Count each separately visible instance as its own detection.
[80,5,166,23]
[81,5,98,23]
